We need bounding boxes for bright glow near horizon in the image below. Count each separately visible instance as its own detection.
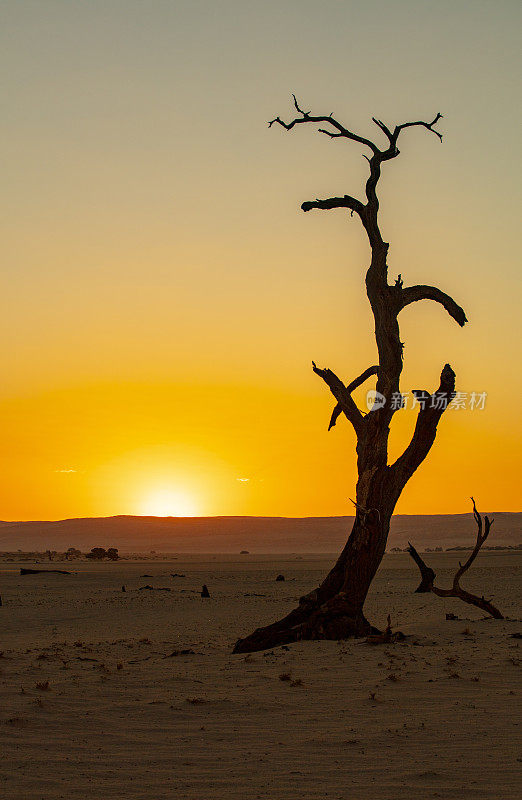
[139,488,199,518]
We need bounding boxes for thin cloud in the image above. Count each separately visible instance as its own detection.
[236,477,250,482]
[54,469,78,474]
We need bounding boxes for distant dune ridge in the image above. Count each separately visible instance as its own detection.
[0,513,520,553]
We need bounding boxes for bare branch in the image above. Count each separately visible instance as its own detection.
[454,498,493,586]
[317,128,345,139]
[401,284,467,327]
[389,363,456,490]
[394,113,443,143]
[292,94,309,116]
[268,96,379,154]
[408,500,503,619]
[312,361,364,436]
[371,117,394,142]
[329,365,379,430]
[301,195,365,217]
[407,543,436,592]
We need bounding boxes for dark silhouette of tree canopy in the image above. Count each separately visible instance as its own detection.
[86,547,107,560]
[233,97,467,654]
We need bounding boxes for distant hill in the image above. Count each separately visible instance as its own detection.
[0,513,520,553]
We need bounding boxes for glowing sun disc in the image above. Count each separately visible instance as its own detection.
[140,488,197,517]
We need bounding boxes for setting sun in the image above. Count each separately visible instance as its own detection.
[139,488,199,518]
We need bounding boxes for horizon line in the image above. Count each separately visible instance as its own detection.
[1,510,521,525]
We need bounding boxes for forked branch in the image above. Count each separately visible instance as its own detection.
[408,499,503,619]
[269,95,379,154]
[312,361,364,436]
[394,113,443,142]
[269,97,443,259]
[372,113,443,148]
[328,365,379,430]
[269,97,443,157]
[389,363,456,491]
[455,498,493,584]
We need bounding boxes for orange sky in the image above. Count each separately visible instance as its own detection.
[1,1,520,519]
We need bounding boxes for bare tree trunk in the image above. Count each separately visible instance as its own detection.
[233,99,466,654]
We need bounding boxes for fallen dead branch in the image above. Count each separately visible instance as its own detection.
[408,498,503,619]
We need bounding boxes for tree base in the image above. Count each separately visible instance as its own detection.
[232,594,378,654]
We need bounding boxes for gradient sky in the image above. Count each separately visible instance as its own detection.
[1,1,521,520]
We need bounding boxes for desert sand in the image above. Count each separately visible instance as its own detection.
[1,552,520,799]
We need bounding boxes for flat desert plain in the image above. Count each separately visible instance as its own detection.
[1,552,520,799]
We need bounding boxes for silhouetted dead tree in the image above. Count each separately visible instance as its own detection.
[233,97,467,653]
[408,499,503,619]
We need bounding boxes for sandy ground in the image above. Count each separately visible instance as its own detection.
[0,552,520,799]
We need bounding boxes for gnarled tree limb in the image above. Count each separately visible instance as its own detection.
[401,284,467,327]
[329,365,379,431]
[388,363,455,495]
[454,497,493,586]
[301,195,364,217]
[394,113,443,142]
[408,499,503,619]
[371,113,443,149]
[312,361,364,436]
[269,94,379,154]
